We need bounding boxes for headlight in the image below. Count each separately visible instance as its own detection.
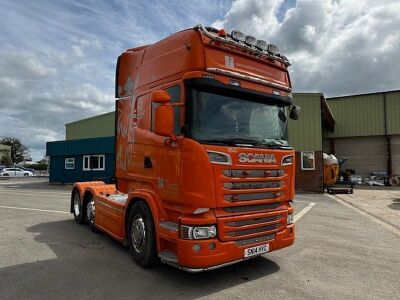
[207,151,232,165]
[281,155,293,166]
[180,225,217,240]
[287,214,294,225]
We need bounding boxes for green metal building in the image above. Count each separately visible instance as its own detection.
[46,90,399,191]
[325,90,400,178]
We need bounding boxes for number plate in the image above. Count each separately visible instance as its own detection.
[244,244,269,258]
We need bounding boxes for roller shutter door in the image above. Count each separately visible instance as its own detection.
[334,136,387,177]
[392,135,400,175]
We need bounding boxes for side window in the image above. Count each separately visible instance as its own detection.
[151,85,182,135]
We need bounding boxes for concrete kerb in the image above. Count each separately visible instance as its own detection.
[325,193,400,237]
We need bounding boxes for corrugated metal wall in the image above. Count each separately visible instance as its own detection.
[289,93,322,151]
[66,112,115,140]
[386,91,400,135]
[325,94,385,137]
[326,91,400,138]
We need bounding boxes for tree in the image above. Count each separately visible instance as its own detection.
[0,137,31,164]
[0,155,12,166]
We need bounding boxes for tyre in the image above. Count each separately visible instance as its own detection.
[3,174,9,176]
[72,190,85,224]
[127,201,158,267]
[24,173,29,176]
[85,194,97,232]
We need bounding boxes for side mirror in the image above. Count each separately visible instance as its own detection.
[154,105,174,138]
[151,90,171,103]
[289,105,301,120]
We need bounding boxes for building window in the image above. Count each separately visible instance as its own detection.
[65,158,75,170]
[83,155,91,171]
[83,155,105,171]
[301,151,315,170]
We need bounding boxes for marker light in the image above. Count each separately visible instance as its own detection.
[287,214,294,225]
[218,28,227,37]
[256,39,269,51]
[231,30,245,42]
[245,35,257,47]
[268,44,280,55]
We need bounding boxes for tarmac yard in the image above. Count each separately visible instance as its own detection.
[0,179,399,299]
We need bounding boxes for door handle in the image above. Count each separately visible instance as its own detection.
[144,157,153,169]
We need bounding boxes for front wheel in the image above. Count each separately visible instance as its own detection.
[127,201,158,267]
[72,191,84,224]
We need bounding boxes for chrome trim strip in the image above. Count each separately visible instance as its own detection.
[206,150,232,165]
[163,256,260,273]
[281,154,294,166]
[207,67,292,92]
[159,221,179,232]
[194,24,291,67]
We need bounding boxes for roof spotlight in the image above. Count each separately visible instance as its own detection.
[256,39,268,51]
[231,30,245,42]
[245,35,257,47]
[280,55,290,64]
[268,43,279,55]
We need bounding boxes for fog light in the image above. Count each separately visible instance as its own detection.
[192,244,201,252]
[287,214,294,225]
[208,242,216,250]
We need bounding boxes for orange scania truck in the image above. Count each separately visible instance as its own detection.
[71,24,300,272]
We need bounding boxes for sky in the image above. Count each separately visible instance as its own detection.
[0,0,399,161]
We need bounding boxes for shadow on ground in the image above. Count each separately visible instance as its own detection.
[0,219,280,300]
[388,198,400,210]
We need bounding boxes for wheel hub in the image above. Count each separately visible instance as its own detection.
[131,216,146,253]
[87,200,95,224]
[73,194,80,216]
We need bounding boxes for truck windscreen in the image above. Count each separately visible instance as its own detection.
[189,89,290,148]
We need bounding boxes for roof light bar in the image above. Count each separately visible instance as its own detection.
[194,24,291,67]
[268,44,279,55]
[231,30,245,42]
[256,39,268,51]
[245,35,257,47]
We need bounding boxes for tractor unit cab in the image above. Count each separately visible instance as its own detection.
[72,25,299,272]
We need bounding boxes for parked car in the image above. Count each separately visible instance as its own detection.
[0,168,34,177]
[19,166,35,173]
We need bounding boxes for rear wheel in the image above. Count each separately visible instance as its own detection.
[72,190,84,224]
[86,194,97,232]
[24,173,29,176]
[127,201,158,267]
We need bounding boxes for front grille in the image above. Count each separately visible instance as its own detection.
[227,215,280,227]
[224,180,284,190]
[223,169,284,178]
[223,202,281,213]
[228,223,280,237]
[224,192,282,202]
[235,234,276,246]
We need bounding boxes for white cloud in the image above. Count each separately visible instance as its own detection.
[214,0,400,96]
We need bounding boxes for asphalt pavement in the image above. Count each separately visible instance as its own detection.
[0,178,399,299]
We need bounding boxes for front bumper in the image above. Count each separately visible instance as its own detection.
[170,225,294,272]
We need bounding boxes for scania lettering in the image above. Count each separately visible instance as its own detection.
[70,25,300,272]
